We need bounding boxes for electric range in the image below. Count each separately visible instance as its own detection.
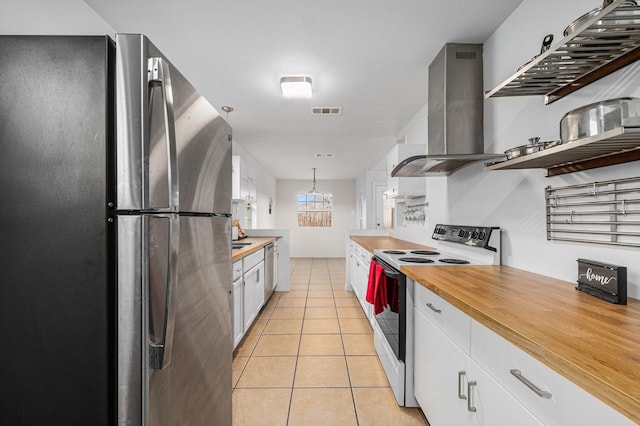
[373,224,500,270]
[369,224,500,407]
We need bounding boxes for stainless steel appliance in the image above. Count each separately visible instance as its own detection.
[0,35,232,424]
[371,224,501,407]
[391,44,504,177]
[264,242,275,301]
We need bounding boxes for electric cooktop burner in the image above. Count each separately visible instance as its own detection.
[383,250,406,254]
[439,258,470,264]
[410,250,440,256]
[398,257,435,263]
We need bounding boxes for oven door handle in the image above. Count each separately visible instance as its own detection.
[383,269,402,280]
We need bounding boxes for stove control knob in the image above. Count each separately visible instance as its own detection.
[478,232,486,240]
[471,231,479,239]
[458,230,466,238]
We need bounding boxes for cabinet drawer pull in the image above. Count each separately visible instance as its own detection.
[467,381,477,412]
[426,303,442,313]
[458,371,467,400]
[510,369,552,399]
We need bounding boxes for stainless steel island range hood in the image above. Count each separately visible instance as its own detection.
[392,43,504,177]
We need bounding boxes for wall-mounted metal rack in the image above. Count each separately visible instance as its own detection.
[546,176,640,247]
[485,0,640,104]
[485,126,640,176]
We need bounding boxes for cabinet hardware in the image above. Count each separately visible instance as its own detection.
[467,381,477,412]
[458,371,467,400]
[510,369,552,399]
[426,303,442,313]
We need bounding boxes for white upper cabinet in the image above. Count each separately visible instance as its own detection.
[386,143,427,199]
[232,155,257,202]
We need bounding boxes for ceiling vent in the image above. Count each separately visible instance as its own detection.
[312,107,342,115]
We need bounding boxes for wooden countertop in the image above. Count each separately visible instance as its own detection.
[350,236,435,253]
[232,237,277,263]
[402,265,640,423]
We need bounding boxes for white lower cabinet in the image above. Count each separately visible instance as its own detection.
[243,260,264,331]
[414,307,470,426]
[232,276,243,349]
[467,360,542,426]
[349,243,373,322]
[470,320,635,426]
[414,282,633,425]
[414,283,542,426]
[232,260,244,350]
[233,249,265,350]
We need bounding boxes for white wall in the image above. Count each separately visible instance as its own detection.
[2,0,115,34]
[417,0,640,298]
[276,179,356,257]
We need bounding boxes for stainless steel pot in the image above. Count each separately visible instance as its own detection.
[560,97,640,142]
[504,138,561,160]
[564,0,637,37]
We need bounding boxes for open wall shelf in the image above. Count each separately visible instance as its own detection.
[485,127,640,176]
[485,0,640,104]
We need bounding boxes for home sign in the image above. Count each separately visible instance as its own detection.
[576,258,627,305]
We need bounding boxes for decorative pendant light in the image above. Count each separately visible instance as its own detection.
[309,168,319,194]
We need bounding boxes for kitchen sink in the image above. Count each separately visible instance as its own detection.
[232,242,252,250]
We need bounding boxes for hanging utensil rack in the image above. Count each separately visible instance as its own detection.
[486,0,640,104]
[546,176,640,247]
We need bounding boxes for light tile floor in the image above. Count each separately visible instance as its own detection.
[232,257,429,426]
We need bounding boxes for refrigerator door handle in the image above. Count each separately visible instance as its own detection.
[148,57,179,213]
[149,214,180,369]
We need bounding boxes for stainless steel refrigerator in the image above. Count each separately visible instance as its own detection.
[0,34,232,425]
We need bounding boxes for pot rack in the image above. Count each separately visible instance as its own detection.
[485,0,640,104]
[546,176,640,247]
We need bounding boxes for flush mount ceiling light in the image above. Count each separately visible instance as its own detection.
[280,76,313,99]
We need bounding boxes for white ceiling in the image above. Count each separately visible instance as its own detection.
[85,0,524,180]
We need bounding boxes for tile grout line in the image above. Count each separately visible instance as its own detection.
[285,258,312,426]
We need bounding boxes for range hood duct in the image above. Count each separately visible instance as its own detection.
[392,43,504,177]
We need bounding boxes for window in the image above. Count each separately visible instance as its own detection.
[297,192,333,227]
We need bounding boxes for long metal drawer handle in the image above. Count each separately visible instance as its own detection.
[426,303,442,313]
[510,369,552,399]
[467,381,477,412]
[458,371,467,400]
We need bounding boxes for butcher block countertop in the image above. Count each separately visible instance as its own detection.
[232,237,277,263]
[402,265,640,423]
[350,235,435,253]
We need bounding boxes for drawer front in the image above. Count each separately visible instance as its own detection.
[243,248,264,270]
[414,282,470,353]
[232,260,243,281]
[357,245,371,263]
[470,319,634,426]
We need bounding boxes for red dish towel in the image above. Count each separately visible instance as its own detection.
[366,260,388,315]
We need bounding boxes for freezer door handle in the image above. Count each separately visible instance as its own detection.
[148,57,179,213]
[149,214,180,369]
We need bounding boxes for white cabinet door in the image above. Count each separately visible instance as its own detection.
[232,277,244,349]
[254,261,265,311]
[386,143,426,198]
[351,254,365,306]
[243,272,255,331]
[415,308,542,426]
[467,360,543,426]
[273,242,279,291]
[414,308,469,426]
